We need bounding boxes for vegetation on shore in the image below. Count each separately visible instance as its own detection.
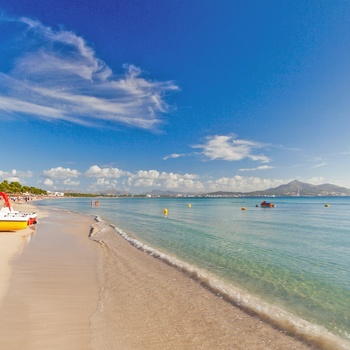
[0,180,47,195]
[64,193,134,197]
[65,193,101,197]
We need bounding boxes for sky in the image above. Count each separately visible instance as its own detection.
[0,0,350,194]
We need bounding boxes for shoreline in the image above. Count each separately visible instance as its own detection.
[92,221,349,350]
[0,201,345,350]
[91,221,350,350]
[90,219,318,350]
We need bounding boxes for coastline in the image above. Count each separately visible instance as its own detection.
[0,201,346,349]
[90,219,318,350]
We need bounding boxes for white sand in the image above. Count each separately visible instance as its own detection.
[0,204,100,350]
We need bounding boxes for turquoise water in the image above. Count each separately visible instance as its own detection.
[37,197,350,344]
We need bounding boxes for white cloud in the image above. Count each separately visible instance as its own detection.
[206,176,285,193]
[0,95,66,121]
[85,165,128,178]
[88,178,119,191]
[35,164,299,194]
[6,177,20,183]
[44,178,54,187]
[128,170,202,191]
[63,179,80,186]
[307,177,325,185]
[43,167,80,179]
[193,135,270,163]
[132,170,161,180]
[163,153,184,160]
[0,16,178,130]
[0,169,33,181]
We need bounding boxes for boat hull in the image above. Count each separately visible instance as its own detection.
[0,220,28,231]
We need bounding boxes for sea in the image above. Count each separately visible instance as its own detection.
[36,196,350,348]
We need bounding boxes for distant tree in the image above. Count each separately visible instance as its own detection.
[9,181,22,194]
[0,181,46,195]
[22,186,30,193]
[0,180,10,192]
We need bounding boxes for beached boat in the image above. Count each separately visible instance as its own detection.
[0,213,29,231]
[0,207,37,225]
[260,201,276,208]
[0,191,37,231]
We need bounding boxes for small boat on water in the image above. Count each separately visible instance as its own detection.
[260,201,276,208]
[0,192,37,231]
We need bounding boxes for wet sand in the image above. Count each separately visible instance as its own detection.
[0,202,320,349]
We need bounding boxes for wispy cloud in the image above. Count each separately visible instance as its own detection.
[192,135,271,163]
[309,162,328,169]
[239,165,274,172]
[163,153,186,160]
[0,16,178,129]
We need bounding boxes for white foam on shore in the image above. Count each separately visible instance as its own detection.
[90,217,350,350]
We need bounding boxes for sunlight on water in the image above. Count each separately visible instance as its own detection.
[38,197,350,343]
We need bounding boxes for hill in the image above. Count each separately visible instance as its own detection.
[259,180,350,196]
[207,180,350,197]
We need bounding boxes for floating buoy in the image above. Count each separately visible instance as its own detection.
[325,204,330,207]
[188,203,191,208]
[163,208,168,215]
[241,207,246,211]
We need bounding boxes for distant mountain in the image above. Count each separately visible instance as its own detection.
[206,180,350,197]
[260,180,350,196]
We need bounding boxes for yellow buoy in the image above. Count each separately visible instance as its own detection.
[241,207,246,211]
[188,203,191,208]
[163,208,168,215]
[325,204,330,207]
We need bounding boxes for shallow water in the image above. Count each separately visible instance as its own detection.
[37,197,350,345]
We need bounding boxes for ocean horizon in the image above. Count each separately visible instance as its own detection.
[37,196,350,348]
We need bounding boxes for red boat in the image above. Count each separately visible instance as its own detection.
[260,201,276,208]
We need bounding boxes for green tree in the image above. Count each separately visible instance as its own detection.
[9,181,22,194]
[0,181,46,195]
[0,180,10,192]
[22,186,30,193]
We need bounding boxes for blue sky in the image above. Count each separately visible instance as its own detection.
[1,0,350,193]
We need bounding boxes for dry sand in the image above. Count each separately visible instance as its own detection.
[0,201,320,349]
[0,203,100,350]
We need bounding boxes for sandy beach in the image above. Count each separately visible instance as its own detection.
[0,202,100,350]
[0,201,320,349]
